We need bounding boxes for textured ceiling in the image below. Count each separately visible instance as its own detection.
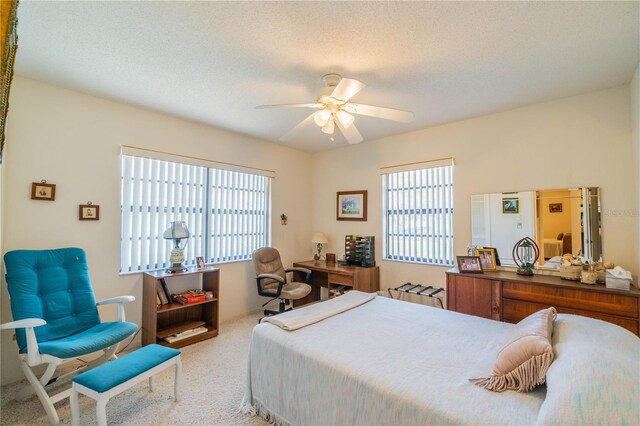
[14,1,640,153]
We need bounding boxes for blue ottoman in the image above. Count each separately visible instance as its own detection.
[70,344,181,425]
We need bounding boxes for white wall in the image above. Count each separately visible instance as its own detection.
[312,86,635,292]
[632,63,640,284]
[0,77,313,384]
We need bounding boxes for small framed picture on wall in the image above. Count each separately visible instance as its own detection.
[31,181,56,201]
[549,203,563,213]
[79,203,100,220]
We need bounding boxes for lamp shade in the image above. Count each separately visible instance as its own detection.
[163,221,190,239]
[314,109,331,127]
[311,232,328,244]
[321,118,335,135]
[335,110,354,128]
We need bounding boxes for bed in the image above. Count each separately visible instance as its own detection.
[241,293,639,425]
[543,238,563,258]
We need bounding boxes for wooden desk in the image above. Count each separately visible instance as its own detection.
[292,260,380,305]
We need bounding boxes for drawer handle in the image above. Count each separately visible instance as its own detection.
[492,306,499,313]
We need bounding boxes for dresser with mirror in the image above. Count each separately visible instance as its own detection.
[451,186,640,335]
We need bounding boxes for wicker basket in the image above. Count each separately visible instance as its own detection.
[560,264,582,281]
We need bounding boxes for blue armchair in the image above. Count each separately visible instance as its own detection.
[1,248,138,425]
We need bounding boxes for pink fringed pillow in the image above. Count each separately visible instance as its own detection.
[473,307,557,392]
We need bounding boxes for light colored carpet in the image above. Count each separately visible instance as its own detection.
[0,312,269,426]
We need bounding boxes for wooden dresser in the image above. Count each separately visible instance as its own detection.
[446,268,640,336]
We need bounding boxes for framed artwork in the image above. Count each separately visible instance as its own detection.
[31,181,56,201]
[457,256,484,273]
[481,246,501,266]
[196,256,205,268]
[549,203,563,213]
[502,198,519,214]
[476,248,497,271]
[337,190,368,221]
[79,203,99,220]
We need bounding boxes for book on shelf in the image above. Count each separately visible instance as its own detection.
[172,292,206,305]
[159,278,172,303]
[156,283,169,305]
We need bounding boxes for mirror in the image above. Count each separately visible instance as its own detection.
[471,187,601,269]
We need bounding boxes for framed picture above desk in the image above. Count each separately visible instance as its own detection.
[291,260,380,306]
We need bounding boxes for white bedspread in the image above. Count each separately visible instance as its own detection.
[242,296,546,425]
[241,297,639,425]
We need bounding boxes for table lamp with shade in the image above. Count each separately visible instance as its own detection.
[312,232,328,261]
[163,221,190,273]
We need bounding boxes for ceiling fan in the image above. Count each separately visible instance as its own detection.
[256,73,414,144]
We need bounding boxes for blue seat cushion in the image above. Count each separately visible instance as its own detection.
[73,344,181,393]
[4,248,102,352]
[22,321,139,359]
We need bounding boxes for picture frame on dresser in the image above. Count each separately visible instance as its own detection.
[456,256,483,273]
[476,248,497,271]
[482,246,501,266]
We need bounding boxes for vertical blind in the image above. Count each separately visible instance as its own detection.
[121,154,270,273]
[382,163,454,265]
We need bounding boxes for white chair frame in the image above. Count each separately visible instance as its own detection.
[0,296,136,425]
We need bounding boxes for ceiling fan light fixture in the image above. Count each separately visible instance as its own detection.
[314,109,331,127]
[258,74,413,145]
[335,110,354,128]
[321,118,335,134]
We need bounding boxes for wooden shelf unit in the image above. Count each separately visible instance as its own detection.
[142,266,220,348]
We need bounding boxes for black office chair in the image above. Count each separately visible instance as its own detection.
[252,247,312,316]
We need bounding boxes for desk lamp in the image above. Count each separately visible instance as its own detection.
[512,237,539,276]
[163,221,190,273]
[312,232,328,261]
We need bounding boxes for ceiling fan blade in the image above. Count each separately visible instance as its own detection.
[346,103,414,123]
[280,111,318,141]
[336,120,363,145]
[256,103,323,109]
[330,78,366,102]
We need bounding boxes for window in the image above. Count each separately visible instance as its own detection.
[382,162,454,265]
[120,153,271,273]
